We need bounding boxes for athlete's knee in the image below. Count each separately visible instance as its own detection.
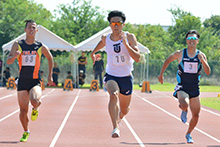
[179,103,188,110]
[120,107,130,117]
[20,108,28,115]
[109,91,119,99]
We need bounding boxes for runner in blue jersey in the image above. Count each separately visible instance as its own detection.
[158,30,211,144]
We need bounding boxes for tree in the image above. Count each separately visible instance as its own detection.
[51,0,108,46]
[168,7,191,23]
[124,24,172,60]
[0,0,53,53]
[203,15,220,36]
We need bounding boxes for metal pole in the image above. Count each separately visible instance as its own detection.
[146,52,149,81]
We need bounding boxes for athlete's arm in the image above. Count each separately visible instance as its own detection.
[90,34,106,64]
[7,41,20,65]
[158,50,182,84]
[198,52,211,75]
[42,45,53,85]
[121,32,140,62]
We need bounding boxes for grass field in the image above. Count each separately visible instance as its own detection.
[201,97,220,111]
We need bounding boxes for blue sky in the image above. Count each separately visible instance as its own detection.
[35,0,220,26]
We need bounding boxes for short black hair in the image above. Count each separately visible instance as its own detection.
[107,10,126,23]
[67,71,71,74]
[24,20,36,28]
[186,30,200,39]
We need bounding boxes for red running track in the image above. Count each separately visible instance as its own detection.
[0,87,220,147]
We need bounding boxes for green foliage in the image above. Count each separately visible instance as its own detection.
[50,0,108,45]
[169,15,202,45]
[203,15,220,35]
[124,24,173,60]
[168,7,192,22]
[197,27,220,60]
[0,0,53,52]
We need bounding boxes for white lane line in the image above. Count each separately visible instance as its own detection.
[106,93,145,147]
[154,90,220,117]
[134,92,220,144]
[123,118,145,147]
[0,94,14,100]
[49,90,81,147]
[0,89,55,122]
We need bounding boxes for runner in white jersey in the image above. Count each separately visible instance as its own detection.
[91,10,141,138]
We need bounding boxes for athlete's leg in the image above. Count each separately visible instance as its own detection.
[186,97,200,134]
[119,94,131,119]
[105,80,120,129]
[29,85,42,109]
[177,91,189,111]
[17,91,30,131]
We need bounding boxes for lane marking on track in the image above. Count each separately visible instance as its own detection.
[49,89,81,147]
[0,89,55,122]
[154,90,220,117]
[0,94,14,100]
[106,93,145,147]
[0,94,16,101]
[134,92,220,144]
[123,118,145,147]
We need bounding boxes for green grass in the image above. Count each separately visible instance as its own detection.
[201,97,220,111]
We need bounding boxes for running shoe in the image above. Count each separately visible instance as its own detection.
[20,132,30,142]
[31,108,38,121]
[185,133,194,144]
[181,110,187,123]
[111,128,120,138]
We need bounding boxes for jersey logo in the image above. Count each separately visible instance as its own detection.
[34,46,39,50]
[125,90,130,94]
[113,43,121,53]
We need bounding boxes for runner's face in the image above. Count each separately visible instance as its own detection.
[25,22,38,36]
[110,17,124,33]
[186,34,199,48]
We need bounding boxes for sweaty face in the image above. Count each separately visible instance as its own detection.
[25,22,38,36]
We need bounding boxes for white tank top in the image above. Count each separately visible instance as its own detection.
[105,32,134,77]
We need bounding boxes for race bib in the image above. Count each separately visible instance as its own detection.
[22,55,36,66]
[184,62,198,73]
[112,54,128,66]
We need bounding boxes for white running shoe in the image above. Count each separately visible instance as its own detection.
[111,128,120,138]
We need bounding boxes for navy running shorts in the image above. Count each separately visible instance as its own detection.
[103,73,133,95]
[173,84,200,99]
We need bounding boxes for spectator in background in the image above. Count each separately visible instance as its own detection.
[78,70,86,87]
[78,51,87,74]
[0,57,2,73]
[0,72,6,87]
[52,62,60,86]
[40,71,44,80]
[93,54,104,88]
[3,67,11,86]
[66,71,76,88]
